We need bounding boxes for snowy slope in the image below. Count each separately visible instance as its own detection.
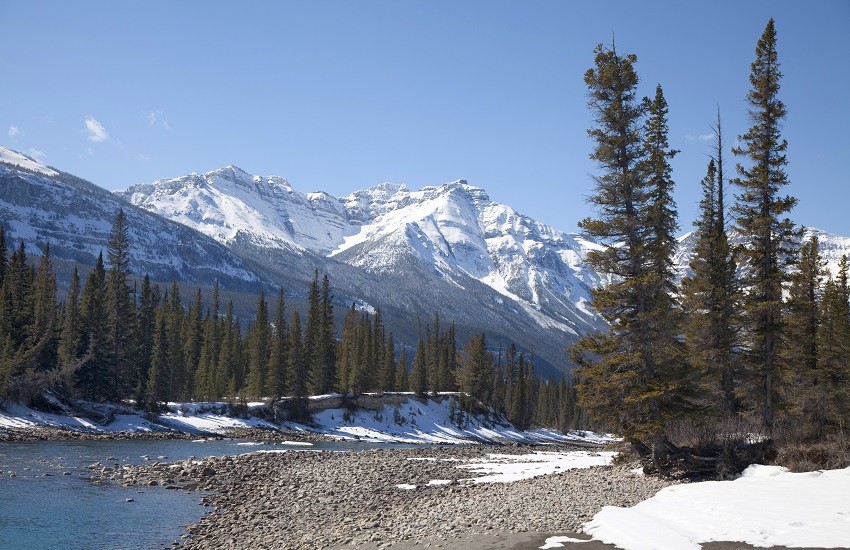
[0,147,261,289]
[0,147,57,177]
[122,171,609,338]
[121,166,351,254]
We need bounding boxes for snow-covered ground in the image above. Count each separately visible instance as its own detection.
[456,450,616,483]
[394,450,616,489]
[0,394,615,446]
[578,465,850,550]
[292,394,614,445]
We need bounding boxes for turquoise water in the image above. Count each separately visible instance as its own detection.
[0,438,414,549]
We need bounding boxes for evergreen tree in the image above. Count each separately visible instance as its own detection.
[77,253,111,400]
[682,112,740,417]
[216,300,240,399]
[409,338,428,396]
[785,235,827,437]
[29,243,58,373]
[336,304,357,392]
[182,288,203,398]
[395,349,409,392]
[320,274,336,392]
[380,333,396,392]
[57,268,83,370]
[457,333,492,404]
[106,209,135,399]
[195,283,220,400]
[732,19,798,432]
[245,291,271,398]
[165,283,185,400]
[570,42,684,462]
[146,307,170,408]
[133,275,157,403]
[817,256,850,433]
[642,84,679,290]
[288,310,308,398]
[268,289,289,398]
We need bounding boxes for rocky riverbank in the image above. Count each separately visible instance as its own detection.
[0,425,338,443]
[110,445,672,549]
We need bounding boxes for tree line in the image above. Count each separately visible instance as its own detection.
[0,213,579,432]
[571,18,849,476]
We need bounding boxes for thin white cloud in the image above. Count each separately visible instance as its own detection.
[28,148,45,161]
[84,117,109,142]
[146,109,171,131]
[698,134,713,142]
[136,152,149,162]
[684,134,695,142]
[8,125,19,138]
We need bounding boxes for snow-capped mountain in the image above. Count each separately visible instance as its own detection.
[120,169,609,336]
[121,166,350,254]
[0,146,262,290]
[118,166,617,376]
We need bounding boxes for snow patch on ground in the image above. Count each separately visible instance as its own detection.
[455,450,616,483]
[583,464,850,549]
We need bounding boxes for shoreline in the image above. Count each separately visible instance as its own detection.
[110,445,669,549]
[0,425,342,443]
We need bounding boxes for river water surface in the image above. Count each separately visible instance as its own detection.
[0,438,411,549]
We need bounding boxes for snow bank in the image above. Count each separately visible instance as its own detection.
[1,394,617,445]
[583,464,850,549]
[291,394,617,445]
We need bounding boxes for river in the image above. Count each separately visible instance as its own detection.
[0,437,413,549]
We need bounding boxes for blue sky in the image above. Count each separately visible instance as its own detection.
[1,1,848,235]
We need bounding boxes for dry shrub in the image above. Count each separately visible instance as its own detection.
[775,440,850,472]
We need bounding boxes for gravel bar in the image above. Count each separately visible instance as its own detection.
[110,445,673,549]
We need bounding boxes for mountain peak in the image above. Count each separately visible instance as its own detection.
[426,179,490,203]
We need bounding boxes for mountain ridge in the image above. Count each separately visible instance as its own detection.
[2,146,849,378]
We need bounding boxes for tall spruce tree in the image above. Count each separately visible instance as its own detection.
[570,42,683,466]
[133,275,157,403]
[409,338,427,396]
[288,310,307,398]
[106,209,135,399]
[395,349,409,392]
[77,253,110,400]
[681,111,740,416]
[457,333,492,404]
[785,235,827,437]
[732,19,798,432]
[182,288,203,398]
[268,289,289,398]
[246,290,271,398]
[817,256,850,433]
[57,267,83,371]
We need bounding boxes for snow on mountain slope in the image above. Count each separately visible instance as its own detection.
[0,146,58,177]
[122,170,609,335]
[0,147,261,288]
[120,166,351,254]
